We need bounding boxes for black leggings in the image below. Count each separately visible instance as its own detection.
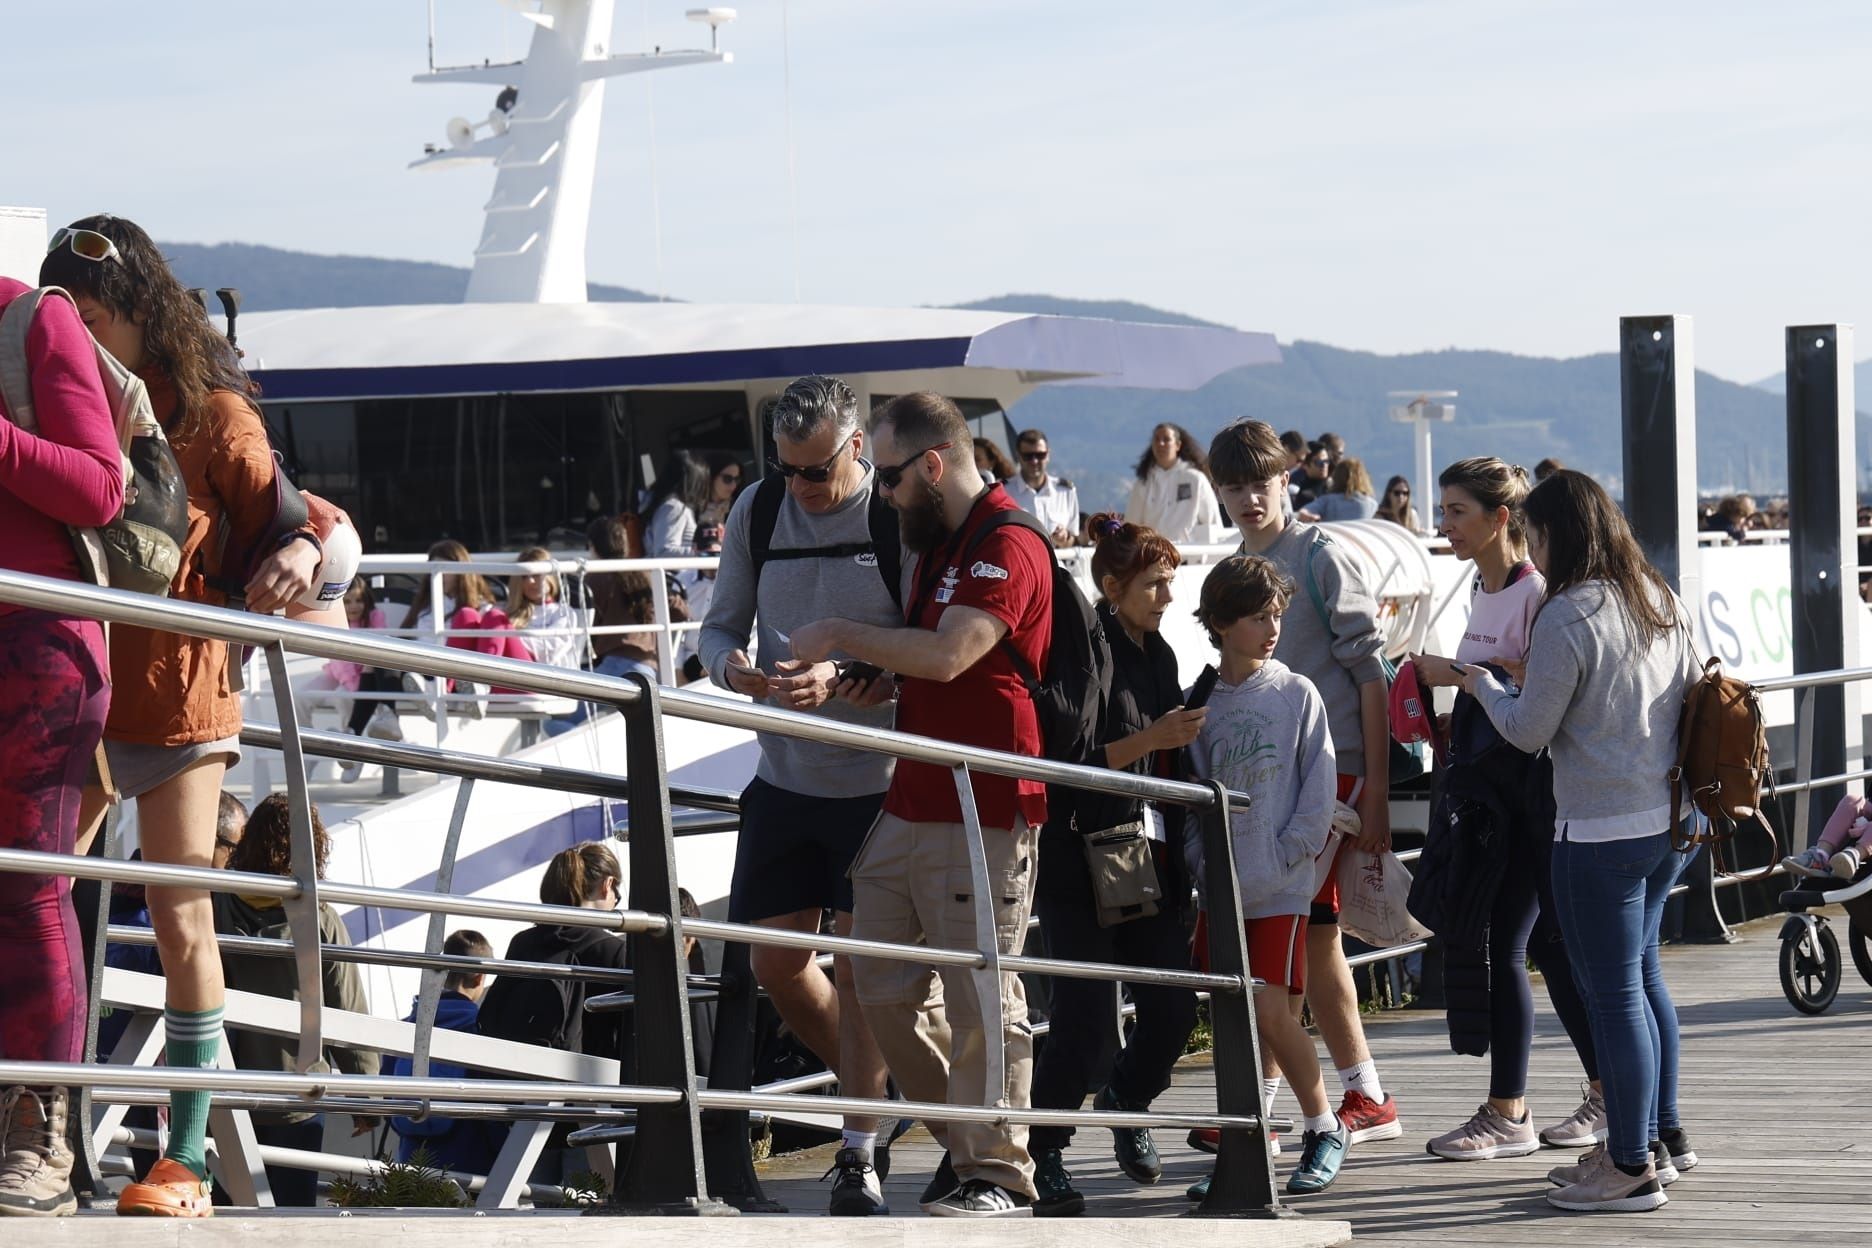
[347,669,402,735]
[1488,837,1599,1100]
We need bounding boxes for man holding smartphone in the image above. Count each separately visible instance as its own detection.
[697,375,908,1217]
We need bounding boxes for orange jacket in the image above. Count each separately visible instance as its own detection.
[104,376,312,747]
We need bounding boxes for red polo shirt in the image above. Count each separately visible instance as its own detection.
[886,484,1053,830]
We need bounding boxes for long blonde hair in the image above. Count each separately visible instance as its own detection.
[506,546,561,629]
[400,539,492,631]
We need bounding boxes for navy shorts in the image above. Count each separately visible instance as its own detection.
[727,776,887,923]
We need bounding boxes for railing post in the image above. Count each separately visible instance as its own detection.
[600,673,729,1216]
[951,763,1009,1116]
[1619,315,1700,610]
[1786,324,1862,844]
[700,939,785,1212]
[260,642,327,1078]
[1190,782,1289,1220]
[410,778,476,1107]
[649,570,677,686]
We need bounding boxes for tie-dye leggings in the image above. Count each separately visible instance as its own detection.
[0,611,109,1064]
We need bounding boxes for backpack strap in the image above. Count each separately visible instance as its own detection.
[749,471,903,610]
[0,288,51,431]
[955,508,1057,694]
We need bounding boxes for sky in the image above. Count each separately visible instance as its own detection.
[7,0,1872,384]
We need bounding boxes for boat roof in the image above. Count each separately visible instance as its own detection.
[237,301,1281,402]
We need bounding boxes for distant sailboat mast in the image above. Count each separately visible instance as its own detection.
[411,1,734,304]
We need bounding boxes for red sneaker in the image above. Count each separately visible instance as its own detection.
[1337,1091,1402,1144]
[1187,1127,1280,1156]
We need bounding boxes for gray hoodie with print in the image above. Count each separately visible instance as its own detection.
[1184,659,1337,920]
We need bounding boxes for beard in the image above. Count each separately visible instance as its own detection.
[897,476,952,554]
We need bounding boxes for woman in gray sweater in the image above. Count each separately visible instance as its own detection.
[1457,471,1700,1216]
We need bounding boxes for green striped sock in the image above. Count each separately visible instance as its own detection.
[162,1006,224,1181]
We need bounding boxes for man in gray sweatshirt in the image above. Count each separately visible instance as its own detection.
[698,375,905,1216]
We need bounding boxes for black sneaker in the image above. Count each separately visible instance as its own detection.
[1032,1148,1084,1218]
[1094,1086,1162,1184]
[917,1151,959,1210]
[925,1178,1032,1218]
[825,1147,887,1217]
[1658,1126,1698,1172]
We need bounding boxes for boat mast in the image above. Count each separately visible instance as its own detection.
[410,1,733,304]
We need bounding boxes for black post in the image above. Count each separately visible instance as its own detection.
[1785,324,1861,845]
[1619,315,1700,608]
[701,939,784,1212]
[1191,784,1290,1220]
[600,676,732,1216]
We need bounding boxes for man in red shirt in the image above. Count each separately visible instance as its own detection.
[792,392,1053,1218]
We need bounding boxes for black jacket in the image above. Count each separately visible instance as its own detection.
[477,923,633,1061]
[1043,603,1191,908]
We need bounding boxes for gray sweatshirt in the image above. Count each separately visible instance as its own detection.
[1471,581,1699,842]
[1185,660,1337,919]
[699,468,901,798]
[1250,519,1387,776]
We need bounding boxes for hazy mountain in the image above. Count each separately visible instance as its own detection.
[154,241,1843,509]
[1751,360,1872,406]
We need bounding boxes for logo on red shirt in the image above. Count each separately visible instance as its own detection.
[970,561,1008,580]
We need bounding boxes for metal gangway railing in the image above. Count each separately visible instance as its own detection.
[0,569,1299,1219]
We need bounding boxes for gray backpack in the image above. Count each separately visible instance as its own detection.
[0,286,189,594]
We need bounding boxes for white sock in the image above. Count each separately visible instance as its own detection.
[1262,1076,1283,1113]
[1302,1109,1340,1135]
[841,1129,878,1162]
[1338,1060,1383,1104]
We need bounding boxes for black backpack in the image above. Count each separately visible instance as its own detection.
[917,508,1111,765]
[747,473,902,611]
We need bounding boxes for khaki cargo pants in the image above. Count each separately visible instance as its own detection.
[848,811,1040,1199]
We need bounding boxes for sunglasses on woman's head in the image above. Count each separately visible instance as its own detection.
[876,441,953,490]
[770,433,854,484]
[47,227,121,265]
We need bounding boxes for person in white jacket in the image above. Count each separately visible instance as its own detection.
[1125,423,1224,544]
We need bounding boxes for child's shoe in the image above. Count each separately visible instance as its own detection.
[1783,845,1833,878]
[1829,846,1864,881]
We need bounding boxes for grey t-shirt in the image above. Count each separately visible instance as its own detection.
[699,467,902,798]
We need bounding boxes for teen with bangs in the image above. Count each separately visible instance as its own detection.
[1028,516,1205,1217]
[52,215,321,1218]
[1206,420,1400,1147]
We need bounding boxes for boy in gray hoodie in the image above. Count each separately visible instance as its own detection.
[1184,556,1348,1196]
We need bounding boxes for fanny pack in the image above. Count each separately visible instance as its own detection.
[1082,816,1163,927]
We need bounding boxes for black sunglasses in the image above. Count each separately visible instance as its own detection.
[1020,450,1047,462]
[1390,487,1410,497]
[770,434,853,485]
[877,441,953,491]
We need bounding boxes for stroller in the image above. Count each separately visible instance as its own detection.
[1778,861,1872,1014]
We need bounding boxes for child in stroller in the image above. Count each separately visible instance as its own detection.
[1784,794,1872,882]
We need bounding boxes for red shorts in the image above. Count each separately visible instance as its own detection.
[1311,774,1364,923]
[1192,912,1311,996]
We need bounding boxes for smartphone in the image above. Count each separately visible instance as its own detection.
[836,660,884,686]
[1448,661,1471,675]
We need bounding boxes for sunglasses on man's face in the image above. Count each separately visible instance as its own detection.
[47,227,121,264]
[1020,451,1047,462]
[877,442,953,491]
[770,434,854,484]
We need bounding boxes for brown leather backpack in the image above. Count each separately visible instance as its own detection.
[1668,656,1776,874]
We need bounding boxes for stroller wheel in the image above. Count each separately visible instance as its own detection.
[1780,921,1841,1015]
[1850,919,1872,990]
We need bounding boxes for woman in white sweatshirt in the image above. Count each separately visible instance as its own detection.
[1124,423,1223,544]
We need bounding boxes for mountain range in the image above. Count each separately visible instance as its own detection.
[160,242,1865,513]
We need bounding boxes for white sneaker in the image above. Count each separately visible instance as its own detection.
[364,705,404,742]
[1830,847,1865,881]
[1539,1084,1606,1149]
[1426,1103,1540,1161]
[925,1179,1032,1218]
[339,762,363,784]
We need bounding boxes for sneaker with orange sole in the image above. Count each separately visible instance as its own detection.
[1337,1091,1402,1144]
[117,1158,213,1217]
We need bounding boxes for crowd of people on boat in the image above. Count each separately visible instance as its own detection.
[0,215,1709,1221]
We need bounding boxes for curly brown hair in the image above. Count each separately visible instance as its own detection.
[227,794,331,881]
[39,214,255,446]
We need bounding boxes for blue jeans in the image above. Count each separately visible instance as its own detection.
[1550,829,1693,1166]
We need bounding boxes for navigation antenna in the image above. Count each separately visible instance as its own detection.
[411,2,734,304]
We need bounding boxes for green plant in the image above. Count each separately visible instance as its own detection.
[561,1170,608,1207]
[326,1145,466,1209]
[1183,1003,1214,1055]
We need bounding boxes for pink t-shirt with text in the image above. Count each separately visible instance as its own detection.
[1457,566,1545,667]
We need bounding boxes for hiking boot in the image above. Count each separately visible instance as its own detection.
[1336,1090,1401,1144]
[917,1151,959,1210]
[1285,1122,1350,1195]
[1783,845,1833,878]
[1032,1148,1084,1217]
[1649,1140,1679,1187]
[1548,1141,1606,1187]
[1539,1084,1606,1148]
[1831,847,1865,881]
[925,1179,1032,1218]
[0,1087,76,1218]
[825,1147,887,1217]
[1659,1126,1699,1172]
[1094,1086,1161,1184]
[116,1157,213,1218]
[1426,1103,1540,1161]
[1546,1153,1667,1213]
[1187,1126,1279,1156]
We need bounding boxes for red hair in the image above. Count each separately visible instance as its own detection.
[1089,514,1181,601]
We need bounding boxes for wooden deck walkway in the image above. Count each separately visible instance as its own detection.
[755,911,1872,1245]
